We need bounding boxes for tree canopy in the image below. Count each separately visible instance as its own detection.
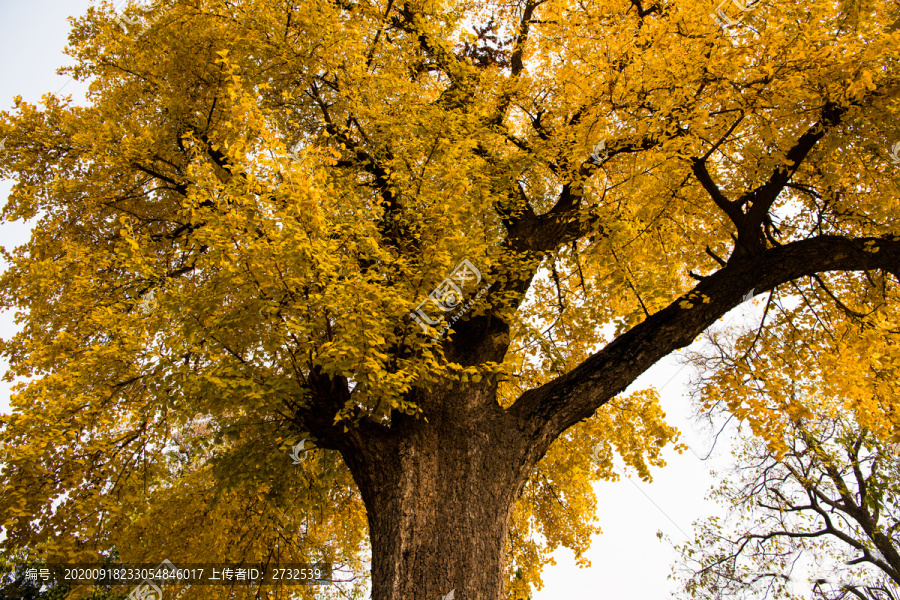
[1,0,899,598]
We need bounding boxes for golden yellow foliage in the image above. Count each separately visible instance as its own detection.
[0,0,899,597]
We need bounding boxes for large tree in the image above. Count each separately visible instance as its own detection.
[1,0,900,598]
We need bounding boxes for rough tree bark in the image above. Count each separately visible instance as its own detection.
[347,385,524,600]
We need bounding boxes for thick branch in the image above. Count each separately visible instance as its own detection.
[692,100,848,259]
[509,235,900,447]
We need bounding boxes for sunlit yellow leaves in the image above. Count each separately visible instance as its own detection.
[694,272,900,457]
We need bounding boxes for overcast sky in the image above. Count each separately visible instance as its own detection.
[0,3,761,598]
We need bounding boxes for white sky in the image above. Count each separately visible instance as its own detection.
[0,2,763,598]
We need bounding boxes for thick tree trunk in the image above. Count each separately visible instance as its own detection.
[341,383,534,600]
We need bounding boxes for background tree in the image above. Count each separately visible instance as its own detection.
[1,0,900,599]
[673,409,900,600]
[672,291,900,599]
